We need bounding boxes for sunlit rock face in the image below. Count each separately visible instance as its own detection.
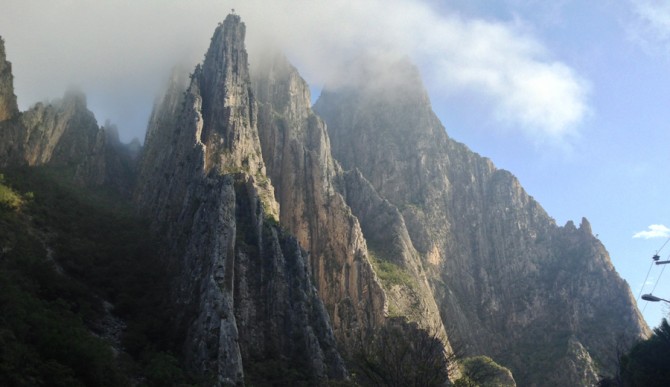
[0,10,649,386]
[252,52,388,348]
[136,14,277,225]
[136,14,345,384]
[314,57,649,386]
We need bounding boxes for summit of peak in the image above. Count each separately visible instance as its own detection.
[321,54,430,108]
[0,35,19,121]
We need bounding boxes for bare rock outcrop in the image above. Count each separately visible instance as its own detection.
[172,173,345,385]
[136,14,346,384]
[0,37,134,192]
[0,37,18,122]
[252,52,387,345]
[314,57,649,386]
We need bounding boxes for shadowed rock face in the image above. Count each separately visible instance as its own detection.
[0,12,650,386]
[314,57,649,386]
[136,14,345,384]
[0,39,134,193]
[172,173,345,385]
[0,37,18,122]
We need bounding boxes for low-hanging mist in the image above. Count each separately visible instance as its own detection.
[1,0,588,143]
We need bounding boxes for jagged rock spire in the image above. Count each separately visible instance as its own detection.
[198,14,265,177]
[0,36,19,121]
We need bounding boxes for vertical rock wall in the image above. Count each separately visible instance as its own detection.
[0,37,18,122]
[253,52,387,346]
[314,57,649,386]
[135,14,346,384]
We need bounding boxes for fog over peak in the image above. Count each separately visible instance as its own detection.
[0,0,588,143]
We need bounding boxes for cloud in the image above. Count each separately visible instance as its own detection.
[0,0,589,142]
[629,0,670,56]
[240,0,590,141]
[417,15,589,140]
[633,224,670,239]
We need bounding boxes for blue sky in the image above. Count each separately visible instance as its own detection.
[2,0,669,327]
[425,0,670,328]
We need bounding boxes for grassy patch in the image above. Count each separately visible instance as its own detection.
[368,249,416,290]
[0,174,23,210]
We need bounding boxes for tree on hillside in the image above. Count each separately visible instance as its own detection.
[454,356,516,387]
[352,318,453,387]
[617,318,670,386]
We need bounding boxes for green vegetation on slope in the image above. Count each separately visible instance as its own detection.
[618,319,670,387]
[0,166,193,386]
[367,249,416,290]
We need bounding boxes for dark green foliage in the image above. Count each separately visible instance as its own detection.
[0,184,126,386]
[0,166,191,385]
[454,356,515,387]
[620,319,670,387]
[244,359,312,387]
[144,352,188,387]
[352,318,450,387]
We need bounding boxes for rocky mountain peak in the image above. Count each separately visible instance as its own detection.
[198,13,266,178]
[133,14,346,383]
[314,55,451,212]
[0,36,19,121]
[579,216,592,234]
[316,54,648,386]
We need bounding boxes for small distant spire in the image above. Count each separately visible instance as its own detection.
[231,8,235,14]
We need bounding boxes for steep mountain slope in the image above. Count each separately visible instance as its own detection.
[0,12,653,386]
[252,51,454,355]
[0,37,18,122]
[252,52,387,345]
[314,57,649,386]
[0,37,134,193]
[135,15,345,384]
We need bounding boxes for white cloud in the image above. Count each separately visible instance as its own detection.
[419,16,589,140]
[633,224,670,239]
[0,0,589,142]
[629,0,670,56]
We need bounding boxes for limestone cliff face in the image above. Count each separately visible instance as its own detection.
[0,37,18,122]
[252,52,387,345]
[0,89,134,193]
[0,37,134,191]
[136,15,277,225]
[172,173,345,385]
[136,15,345,383]
[200,19,265,178]
[314,58,649,386]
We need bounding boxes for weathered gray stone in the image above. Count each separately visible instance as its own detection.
[136,14,346,384]
[253,52,388,347]
[314,56,649,386]
[0,37,18,122]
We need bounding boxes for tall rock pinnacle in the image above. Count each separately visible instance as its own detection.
[199,14,265,177]
[0,37,19,121]
[136,15,344,384]
[137,13,278,222]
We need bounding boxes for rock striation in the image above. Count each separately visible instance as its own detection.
[252,52,388,346]
[0,15,652,387]
[314,57,649,386]
[0,36,134,191]
[136,14,345,384]
[0,61,134,193]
